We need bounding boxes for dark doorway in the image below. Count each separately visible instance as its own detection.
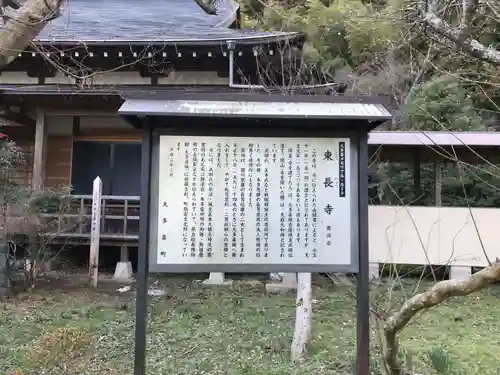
[111,143,142,196]
[71,141,141,196]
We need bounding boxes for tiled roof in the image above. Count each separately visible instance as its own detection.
[34,0,297,44]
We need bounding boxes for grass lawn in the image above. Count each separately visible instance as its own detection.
[0,274,499,375]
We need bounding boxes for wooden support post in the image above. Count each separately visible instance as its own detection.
[89,177,102,288]
[435,159,442,207]
[435,158,444,279]
[120,245,129,262]
[291,272,312,362]
[413,151,421,205]
[32,109,46,190]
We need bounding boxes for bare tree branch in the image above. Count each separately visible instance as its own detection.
[1,0,21,10]
[461,0,478,27]
[383,259,500,375]
[420,0,500,66]
[193,0,217,15]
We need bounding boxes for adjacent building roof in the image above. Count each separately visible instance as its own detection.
[369,131,500,147]
[0,84,389,101]
[35,0,298,44]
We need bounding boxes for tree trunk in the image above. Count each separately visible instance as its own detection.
[291,272,312,362]
[0,0,63,67]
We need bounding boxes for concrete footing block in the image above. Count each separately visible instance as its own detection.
[202,272,233,286]
[369,263,380,280]
[265,272,297,293]
[450,266,472,281]
[113,261,133,281]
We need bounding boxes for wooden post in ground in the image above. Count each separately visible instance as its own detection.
[89,177,102,287]
[26,109,47,289]
[291,272,312,362]
[32,109,46,190]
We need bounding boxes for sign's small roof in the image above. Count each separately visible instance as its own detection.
[32,0,297,44]
[119,98,392,121]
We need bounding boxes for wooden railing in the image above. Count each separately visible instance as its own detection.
[42,194,140,240]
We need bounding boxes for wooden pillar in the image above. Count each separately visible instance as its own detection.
[435,159,442,207]
[435,158,444,279]
[413,151,421,205]
[120,245,129,262]
[32,109,46,190]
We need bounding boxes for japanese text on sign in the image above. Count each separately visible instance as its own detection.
[156,136,352,266]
